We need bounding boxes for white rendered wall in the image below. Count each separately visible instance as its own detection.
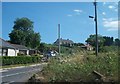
[15,49,19,56]
[8,49,16,56]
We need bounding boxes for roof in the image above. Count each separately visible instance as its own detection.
[0,38,15,49]
[0,38,29,50]
[54,38,74,44]
[10,44,29,50]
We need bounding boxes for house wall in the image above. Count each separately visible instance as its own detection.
[0,48,8,56]
[8,49,16,56]
[0,48,2,56]
[27,50,29,55]
[15,50,19,56]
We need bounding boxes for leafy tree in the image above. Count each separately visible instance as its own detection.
[38,43,47,53]
[114,38,120,46]
[103,36,114,46]
[29,32,41,48]
[74,43,84,46]
[85,34,105,49]
[9,17,40,48]
[13,17,33,32]
[38,43,58,53]
[9,30,26,45]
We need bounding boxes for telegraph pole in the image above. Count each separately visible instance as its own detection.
[94,0,98,56]
[58,24,60,55]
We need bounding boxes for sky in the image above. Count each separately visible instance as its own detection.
[2,2,118,44]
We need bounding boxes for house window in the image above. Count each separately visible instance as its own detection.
[2,49,7,56]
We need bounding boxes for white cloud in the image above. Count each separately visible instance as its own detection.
[108,5,118,12]
[73,9,83,15]
[103,18,119,31]
[67,14,72,17]
[102,12,106,15]
[74,9,83,13]
[108,5,115,9]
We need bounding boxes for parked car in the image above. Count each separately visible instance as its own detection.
[41,50,58,62]
[44,50,58,57]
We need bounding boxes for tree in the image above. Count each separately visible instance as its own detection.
[30,33,41,48]
[114,38,120,46]
[13,17,33,32]
[74,43,84,46]
[85,34,105,49]
[9,17,40,48]
[38,43,47,53]
[103,36,114,46]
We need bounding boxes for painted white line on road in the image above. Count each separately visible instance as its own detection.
[1,69,41,78]
[0,70,8,73]
[2,81,15,84]
[8,81,15,84]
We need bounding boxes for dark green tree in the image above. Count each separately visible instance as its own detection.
[9,17,40,48]
[38,43,46,53]
[114,38,120,46]
[74,43,84,46]
[103,36,114,46]
[13,17,33,32]
[85,34,105,49]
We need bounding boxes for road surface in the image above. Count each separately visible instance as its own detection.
[1,63,46,84]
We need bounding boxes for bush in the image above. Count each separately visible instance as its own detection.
[2,56,42,66]
[17,52,25,56]
[35,51,118,82]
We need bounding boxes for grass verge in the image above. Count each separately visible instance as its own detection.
[28,51,118,83]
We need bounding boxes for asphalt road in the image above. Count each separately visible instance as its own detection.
[1,63,46,84]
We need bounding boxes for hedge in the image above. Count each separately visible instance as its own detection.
[1,56,42,66]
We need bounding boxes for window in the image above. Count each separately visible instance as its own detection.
[2,48,7,56]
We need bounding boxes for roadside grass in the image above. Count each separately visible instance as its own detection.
[32,50,118,82]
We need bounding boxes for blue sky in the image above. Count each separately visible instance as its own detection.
[2,2,118,44]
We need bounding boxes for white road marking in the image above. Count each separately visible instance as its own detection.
[0,70,8,73]
[1,69,41,78]
[9,81,15,84]
[2,81,15,84]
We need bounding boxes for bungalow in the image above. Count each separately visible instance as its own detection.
[0,38,16,56]
[10,43,29,56]
[0,38,36,56]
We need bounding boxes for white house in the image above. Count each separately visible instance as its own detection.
[0,38,36,56]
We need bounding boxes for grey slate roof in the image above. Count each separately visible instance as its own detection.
[10,44,29,50]
[0,38,29,50]
[54,38,74,44]
[0,38,15,49]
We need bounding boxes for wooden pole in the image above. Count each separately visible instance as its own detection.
[58,24,60,55]
[94,0,98,56]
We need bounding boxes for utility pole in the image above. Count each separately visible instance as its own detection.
[58,24,60,55]
[94,0,98,56]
